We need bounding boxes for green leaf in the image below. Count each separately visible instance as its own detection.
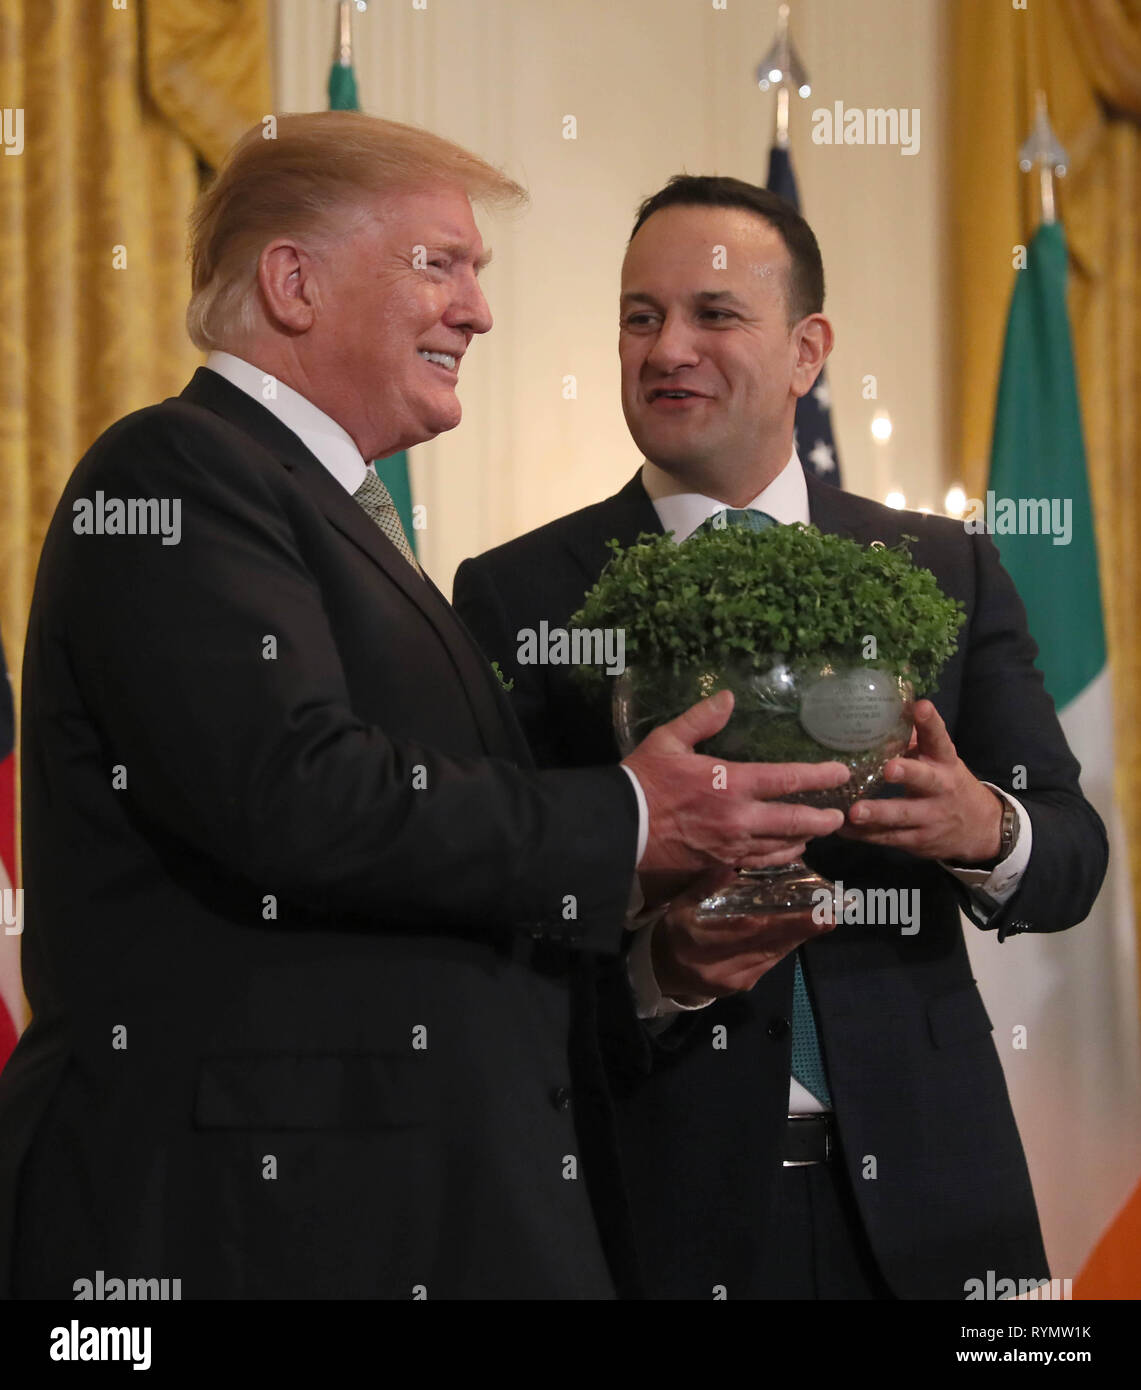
[568,523,964,694]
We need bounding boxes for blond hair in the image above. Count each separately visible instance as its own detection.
[186,111,527,350]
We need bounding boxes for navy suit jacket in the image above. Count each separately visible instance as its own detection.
[454,466,1108,1300]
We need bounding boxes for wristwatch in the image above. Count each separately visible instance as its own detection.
[975,800,1019,870]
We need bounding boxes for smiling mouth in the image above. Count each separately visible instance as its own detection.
[419,350,458,371]
[648,388,706,401]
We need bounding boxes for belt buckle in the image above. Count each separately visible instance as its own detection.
[782,1113,832,1167]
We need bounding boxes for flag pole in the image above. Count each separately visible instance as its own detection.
[337,0,353,68]
[756,6,841,487]
[1018,90,1068,228]
[329,2,364,111]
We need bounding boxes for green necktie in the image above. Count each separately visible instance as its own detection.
[689,505,832,1106]
[694,506,778,537]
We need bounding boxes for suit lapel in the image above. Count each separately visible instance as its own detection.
[421,568,537,767]
[178,369,522,761]
[805,469,890,545]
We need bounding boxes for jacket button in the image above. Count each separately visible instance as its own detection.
[550,1086,572,1111]
[766,1017,791,1039]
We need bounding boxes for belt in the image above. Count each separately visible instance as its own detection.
[782,1113,835,1167]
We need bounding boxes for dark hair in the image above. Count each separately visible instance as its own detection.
[628,175,824,324]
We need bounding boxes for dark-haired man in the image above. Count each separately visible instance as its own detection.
[455,175,1107,1299]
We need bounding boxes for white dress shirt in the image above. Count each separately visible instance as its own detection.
[206,351,371,494]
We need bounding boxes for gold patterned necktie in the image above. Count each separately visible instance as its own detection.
[352,469,422,577]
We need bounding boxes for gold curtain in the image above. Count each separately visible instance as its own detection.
[950,0,1141,949]
[0,0,271,706]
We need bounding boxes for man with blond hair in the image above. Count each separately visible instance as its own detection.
[0,116,848,1299]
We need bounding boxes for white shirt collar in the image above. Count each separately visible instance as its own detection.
[204,351,370,496]
[641,449,809,542]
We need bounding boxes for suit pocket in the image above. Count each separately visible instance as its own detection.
[926,986,994,1049]
[193,1053,428,1131]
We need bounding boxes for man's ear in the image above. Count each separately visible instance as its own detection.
[257,238,319,334]
[791,314,834,398]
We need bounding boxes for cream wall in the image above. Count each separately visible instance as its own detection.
[270,0,949,594]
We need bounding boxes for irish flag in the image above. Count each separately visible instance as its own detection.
[965,219,1141,1296]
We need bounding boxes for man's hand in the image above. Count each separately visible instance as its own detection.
[624,690,849,877]
[838,699,1004,863]
[651,867,835,1001]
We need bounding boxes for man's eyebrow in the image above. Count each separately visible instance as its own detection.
[421,239,492,273]
[693,289,748,308]
[437,240,493,272]
[619,289,749,309]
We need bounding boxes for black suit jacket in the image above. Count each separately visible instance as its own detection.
[0,368,643,1300]
[453,467,1109,1300]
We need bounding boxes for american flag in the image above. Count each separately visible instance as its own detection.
[767,144,842,487]
[0,631,23,1069]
